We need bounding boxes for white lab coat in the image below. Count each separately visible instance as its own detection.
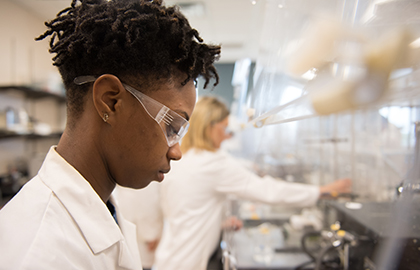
[154,149,319,270]
[115,182,163,269]
[0,147,142,270]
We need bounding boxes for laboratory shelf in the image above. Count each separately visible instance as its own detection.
[0,86,66,102]
[0,129,62,140]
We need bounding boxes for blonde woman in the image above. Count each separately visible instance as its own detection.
[154,96,351,270]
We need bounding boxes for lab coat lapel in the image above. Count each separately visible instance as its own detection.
[38,147,140,269]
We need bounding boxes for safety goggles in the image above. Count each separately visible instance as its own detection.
[74,76,189,147]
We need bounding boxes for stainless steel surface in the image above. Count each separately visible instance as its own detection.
[227,224,313,270]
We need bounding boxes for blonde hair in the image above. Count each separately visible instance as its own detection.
[181,96,230,153]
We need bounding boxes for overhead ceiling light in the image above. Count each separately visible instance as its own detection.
[361,0,400,24]
[221,42,244,49]
[176,2,205,17]
[410,37,420,48]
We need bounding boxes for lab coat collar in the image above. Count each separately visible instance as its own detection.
[38,147,139,269]
[113,196,142,269]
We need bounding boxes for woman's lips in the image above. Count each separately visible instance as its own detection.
[157,172,164,182]
[157,168,170,182]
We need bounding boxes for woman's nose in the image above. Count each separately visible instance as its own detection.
[167,143,182,161]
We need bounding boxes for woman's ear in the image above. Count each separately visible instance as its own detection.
[91,74,125,124]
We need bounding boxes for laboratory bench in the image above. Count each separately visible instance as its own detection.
[223,200,420,270]
[226,223,313,270]
[323,201,420,269]
[223,201,316,270]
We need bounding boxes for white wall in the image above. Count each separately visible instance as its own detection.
[0,0,59,86]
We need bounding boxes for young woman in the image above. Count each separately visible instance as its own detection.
[154,96,352,270]
[0,1,220,269]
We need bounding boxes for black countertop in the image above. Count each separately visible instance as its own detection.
[325,201,420,239]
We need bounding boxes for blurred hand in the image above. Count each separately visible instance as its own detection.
[319,178,352,198]
[146,239,160,251]
[222,216,243,231]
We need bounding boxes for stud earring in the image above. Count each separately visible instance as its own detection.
[103,113,109,123]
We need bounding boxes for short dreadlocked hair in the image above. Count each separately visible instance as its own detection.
[36,0,220,119]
